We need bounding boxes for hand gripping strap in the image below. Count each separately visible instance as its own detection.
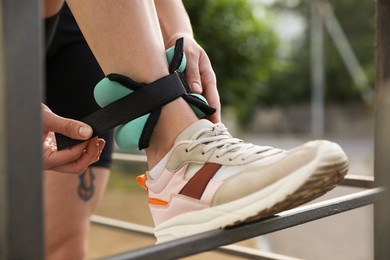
[55,72,188,150]
[182,94,216,116]
[137,38,216,150]
[137,38,187,149]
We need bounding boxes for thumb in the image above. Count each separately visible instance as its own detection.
[42,105,93,140]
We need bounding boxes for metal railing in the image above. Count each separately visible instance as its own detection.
[0,0,389,259]
[0,0,44,259]
[374,0,390,258]
[91,154,382,260]
[91,0,390,258]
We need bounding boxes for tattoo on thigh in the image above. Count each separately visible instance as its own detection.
[78,167,95,201]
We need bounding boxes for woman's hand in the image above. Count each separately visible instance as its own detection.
[167,35,221,123]
[42,104,105,174]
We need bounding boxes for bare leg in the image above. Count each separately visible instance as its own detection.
[53,0,349,248]
[44,167,109,260]
[44,1,112,258]
[66,0,198,168]
[44,0,64,17]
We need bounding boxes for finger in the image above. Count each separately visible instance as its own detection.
[42,105,93,140]
[184,50,203,94]
[199,54,221,123]
[49,137,101,174]
[96,138,106,162]
[42,130,49,143]
[43,139,90,170]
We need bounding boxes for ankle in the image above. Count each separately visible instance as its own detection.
[145,98,198,169]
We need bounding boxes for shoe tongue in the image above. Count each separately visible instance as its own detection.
[174,119,214,143]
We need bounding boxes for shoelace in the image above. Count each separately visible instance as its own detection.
[186,123,283,161]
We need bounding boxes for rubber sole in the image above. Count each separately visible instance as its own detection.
[154,141,349,243]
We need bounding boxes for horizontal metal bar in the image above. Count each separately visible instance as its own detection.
[340,175,375,188]
[91,216,300,260]
[218,245,302,260]
[91,215,154,236]
[101,187,383,260]
[112,153,147,163]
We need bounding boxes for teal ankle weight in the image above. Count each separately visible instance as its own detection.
[94,46,209,150]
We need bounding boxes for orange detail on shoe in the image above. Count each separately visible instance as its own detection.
[136,173,148,190]
[148,197,169,206]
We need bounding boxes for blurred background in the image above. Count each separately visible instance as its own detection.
[87,0,375,259]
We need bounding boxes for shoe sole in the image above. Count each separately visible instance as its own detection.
[154,141,349,243]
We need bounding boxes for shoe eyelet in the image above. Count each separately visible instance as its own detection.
[216,155,220,158]
[202,152,205,155]
[229,158,232,161]
[185,148,189,152]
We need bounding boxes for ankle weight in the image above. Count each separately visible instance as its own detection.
[55,38,215,151]
[93,46,209,150]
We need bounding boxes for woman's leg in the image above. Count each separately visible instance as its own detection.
[66,0,199,169]
[45,3,114,259]
[44,0,64,17]
[60,0,348,244]
[44,167,109,260]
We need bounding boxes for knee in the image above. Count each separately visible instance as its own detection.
[46,231,87,260]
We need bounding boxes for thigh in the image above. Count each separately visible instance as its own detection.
[45,3,114,168]
[46,3,106,119]
[44,4,115,259]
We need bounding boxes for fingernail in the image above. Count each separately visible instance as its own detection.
[192,82,202,93]
[98,139,105,149]
[79,126,92,138]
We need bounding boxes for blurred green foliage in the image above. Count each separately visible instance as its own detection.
[184,0,375,122]
[325,0,375,102]
[184,0,278,122]
[268,0,375,103]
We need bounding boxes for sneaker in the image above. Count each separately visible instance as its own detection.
[136,119,349,243]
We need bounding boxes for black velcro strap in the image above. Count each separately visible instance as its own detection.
[56,72,187,150]
[182,94,216,116]
[138,108,161,150]
[169,38,184,74]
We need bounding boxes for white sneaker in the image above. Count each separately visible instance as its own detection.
[136,120,349,243]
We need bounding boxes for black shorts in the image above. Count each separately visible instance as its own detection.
[45,4,114,168]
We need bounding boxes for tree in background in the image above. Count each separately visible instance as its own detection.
[184,0,278,123]
[261,0,375,105]
[185,0,375,124]
[324,0,375,102]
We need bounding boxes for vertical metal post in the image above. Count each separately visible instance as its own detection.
[0,0,44,259]
[310,0,325,137]
[374,0,390,259]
